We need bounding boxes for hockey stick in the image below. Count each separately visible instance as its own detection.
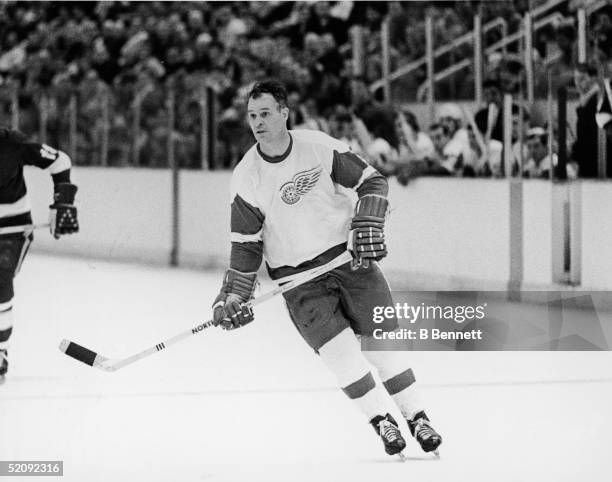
[59,251,354,372]
[0,223,50,235]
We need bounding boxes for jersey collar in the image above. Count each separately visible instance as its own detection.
[257,134,293,163]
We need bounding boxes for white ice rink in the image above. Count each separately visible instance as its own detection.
[2,253,612,482]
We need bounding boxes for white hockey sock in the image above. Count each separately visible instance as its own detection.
[364,349,424,421]
[318,328,396,421]
[0,300,14,351]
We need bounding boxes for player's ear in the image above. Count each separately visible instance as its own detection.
[281,106,289,120]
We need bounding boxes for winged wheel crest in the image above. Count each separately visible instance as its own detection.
[279,166,322,205]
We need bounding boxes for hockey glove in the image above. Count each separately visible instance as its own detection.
[348,195,389,269]
[212,269,257,330]
[50,183,79,239]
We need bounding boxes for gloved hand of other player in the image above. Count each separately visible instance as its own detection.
[212,269,257,330]
[49,183,79,239]
[348,195,389,269]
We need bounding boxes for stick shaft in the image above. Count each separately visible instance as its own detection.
[0,223,50,235]
[101,251,354,371]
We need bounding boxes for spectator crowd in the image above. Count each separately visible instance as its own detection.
[0,1,610,177]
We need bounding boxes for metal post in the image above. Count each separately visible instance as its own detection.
[507,91,522,299]
[547,70,554,181]
[207,87,217,170]
[351,25,365,110]
[577,9,587,63]
[132,94,141,166]
[524,12,534,105]
[199,80,208,170]
[69,94,77,162]
[598,128,607,179]
[101,87,109,166]
[381,17,391,103]
[10,82,19,130]
[167,86,179,267]
[556,86,567,181]
[352,25,364,78]
[39,93,48,143]
[474,10,483,105]
[503,93,513,178]
[426,12,435,124]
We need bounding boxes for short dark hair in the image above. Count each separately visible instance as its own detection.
[247,80,289,108]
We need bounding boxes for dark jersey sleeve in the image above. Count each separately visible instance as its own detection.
[229,194,264,273]
[18,143,72,182]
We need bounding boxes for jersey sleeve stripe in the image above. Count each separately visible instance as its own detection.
[46,151,72,174]
[354,165,378,190]
[231,230,263,243]
[231,194,264,236]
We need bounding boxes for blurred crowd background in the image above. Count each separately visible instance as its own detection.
[0,0,611,179]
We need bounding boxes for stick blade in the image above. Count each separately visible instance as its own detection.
[59,339,100,367]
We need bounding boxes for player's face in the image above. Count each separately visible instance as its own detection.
[247,94,289,144]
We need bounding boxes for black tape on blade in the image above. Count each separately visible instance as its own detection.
[64,342,98,366]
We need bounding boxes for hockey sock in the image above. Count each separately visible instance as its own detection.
[318,328,396,420]
[0,300,14,351]
[363,350,424,421]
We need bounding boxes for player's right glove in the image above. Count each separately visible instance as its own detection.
[212,269,257,330]
[49,183,79,239]
[348,194,389,269]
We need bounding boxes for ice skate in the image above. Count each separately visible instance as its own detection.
[408,411,442,456]
[0,349,8,385]
[370,413,407,456]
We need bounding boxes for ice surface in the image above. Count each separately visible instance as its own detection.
[1,254,611,482]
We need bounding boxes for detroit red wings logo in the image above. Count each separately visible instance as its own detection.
[279,166,322,205]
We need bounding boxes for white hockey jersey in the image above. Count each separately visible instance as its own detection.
[230,129,384,277]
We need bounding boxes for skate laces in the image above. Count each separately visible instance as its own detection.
[413,418,435,440]
[379,419,400,442]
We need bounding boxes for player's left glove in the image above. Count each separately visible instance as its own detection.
[212,269,257,330]
[49,183,79,239]
[348,194,389,269]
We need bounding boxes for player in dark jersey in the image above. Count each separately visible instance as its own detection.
[0,127,79,384]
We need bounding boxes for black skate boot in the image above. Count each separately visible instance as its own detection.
[0,349,8,385]
[408,411,442,454]
[370,413,407,455]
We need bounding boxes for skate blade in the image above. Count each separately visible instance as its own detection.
[432,449,440,458]
[397,451,408,462]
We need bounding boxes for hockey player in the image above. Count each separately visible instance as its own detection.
[212,80,442,456]
[0,128,79,384]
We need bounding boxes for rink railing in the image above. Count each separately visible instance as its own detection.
[24,168,612,291]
